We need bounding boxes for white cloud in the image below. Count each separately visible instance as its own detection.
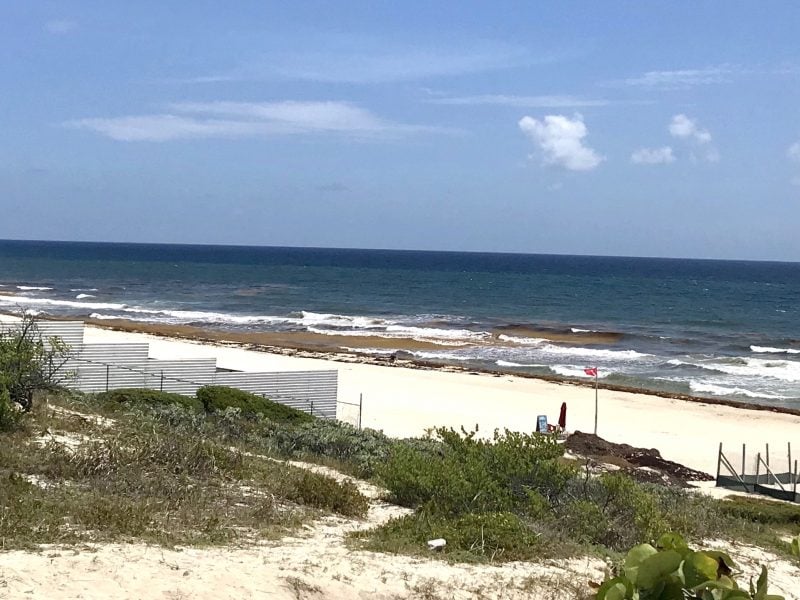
[631,146,675,165]
[788,142,800,163]
[179,41,538,85]
[669,114,711,142]
[669,114,718,162]
[44,19,77,34]
[428,94,610,108]
[518,114,603,171]
[67,101,449,142]
[619,66,734,89]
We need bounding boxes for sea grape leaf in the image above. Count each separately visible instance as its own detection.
[683,551,721,588]
[703,550,737,575]
[595,577,629,600]
[624,543,657,585]
[656,533,689,555]
[636,550,682,589]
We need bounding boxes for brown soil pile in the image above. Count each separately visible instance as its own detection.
[565,431,714,487]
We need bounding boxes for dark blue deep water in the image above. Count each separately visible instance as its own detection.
[1,239,799,406]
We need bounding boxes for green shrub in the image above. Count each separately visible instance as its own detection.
[94,388,203,412]
[261,419,402,477]
[378,427,568,516]
[0,387,25,431]
[196,386,313,424]
[282,469,369,517]
[718,496,800,527]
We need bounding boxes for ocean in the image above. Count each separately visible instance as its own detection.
[1,239,799,408]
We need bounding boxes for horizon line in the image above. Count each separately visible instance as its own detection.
[0,237,797,265]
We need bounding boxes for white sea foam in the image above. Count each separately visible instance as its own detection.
[16,286,53,291]
[75,294,96,299]
[689,381,790,400]
[496,359,545,368]
[497,334,549,345]
[750,345,800,355]
[0,295,127,311]
[340,347,398,355]
[570,328,599,333]
[550,365,610,378]
[411,350,472,361]
[70,288,98,292]
[683,357,800,383]
[297,311,387,329]
[538,344,649,360]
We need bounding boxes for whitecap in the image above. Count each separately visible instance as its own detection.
[16,286,53,291]
[538,344,650,360]
[750,345,800,355]
[75,294,96,299]
[496,359,545,368]
[689,381,791,400]
[497,334,549,345]
[0,296,127,311]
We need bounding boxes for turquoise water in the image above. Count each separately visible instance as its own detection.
[1,240,799,407]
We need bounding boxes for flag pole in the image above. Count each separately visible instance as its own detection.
[594,368,598,435]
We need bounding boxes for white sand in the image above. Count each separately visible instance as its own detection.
[83,325,800,476]
[3,321,800,599]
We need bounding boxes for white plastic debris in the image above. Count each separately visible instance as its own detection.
[427,538,446,551]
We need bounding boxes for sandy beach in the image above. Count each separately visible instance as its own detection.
[80,324,800,476]
[3,318,800,599]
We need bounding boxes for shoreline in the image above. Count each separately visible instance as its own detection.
[73,316,800,418]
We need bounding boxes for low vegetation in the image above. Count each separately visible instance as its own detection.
[0,320,797,593]
[197,385,314,423]
[0,390,368,550]
[596,533,786,599]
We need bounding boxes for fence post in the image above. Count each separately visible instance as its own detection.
[716,443,722,483]
[755,453,761,487]
[766,443,770,468]
[794,460,798,499]
[358,393,363,431]
[741,443,746,480]
[310,401,314,417]
[160,371,164,392]
[106,364,109,392]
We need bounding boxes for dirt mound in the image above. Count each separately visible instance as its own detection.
[565,431,713,487]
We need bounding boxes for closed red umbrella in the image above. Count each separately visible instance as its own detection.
[558,402,567,430]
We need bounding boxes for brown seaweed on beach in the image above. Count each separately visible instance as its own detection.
[565,431,714,487]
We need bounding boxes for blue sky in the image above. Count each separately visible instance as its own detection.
[2,2,800,260]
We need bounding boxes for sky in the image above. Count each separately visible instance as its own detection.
[2,2,800,260]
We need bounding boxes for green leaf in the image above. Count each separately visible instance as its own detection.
[753,565,768,600]
[656,533,689,555]
[624,543,657,585]
[683,551,721,588]
[595,577,630,600]
[636,550,682,590]
[703,550,737,575]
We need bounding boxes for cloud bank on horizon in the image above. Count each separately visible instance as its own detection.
[2,3,800,260]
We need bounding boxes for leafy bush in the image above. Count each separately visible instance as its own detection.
[0,313,71,415]
[260,419,400,477]
[282,469,369,518]
[718,496,800,527]
[94,388,203,412]
[595,532,785,599]
[378,426,570,516]
[196,386,313,424]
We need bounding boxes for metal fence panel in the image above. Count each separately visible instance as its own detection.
[213,370,338,418]
[0,320,85,348]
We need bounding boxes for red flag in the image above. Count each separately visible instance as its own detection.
[584,367,598,377]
